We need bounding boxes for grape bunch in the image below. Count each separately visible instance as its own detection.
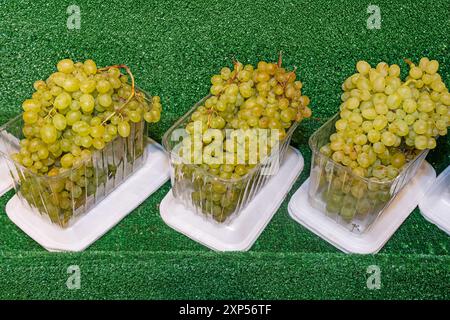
[8,59,162,226]
[310,58,449,229]
[15,59,161,176]
[173,55,311,222]
[320,58,449,180]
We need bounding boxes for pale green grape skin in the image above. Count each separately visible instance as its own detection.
[54,92,72,110]
[57,59,75,74]
[40,124,58,144]
[96,80,111,93]
[98,93,112,107]
[63,76,80,92]
[80,94,95,113]
[60,153,74,168]
[117,121,131,138]
[52,114,67,131]
[23,111,38,124]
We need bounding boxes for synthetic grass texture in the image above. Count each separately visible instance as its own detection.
[0,0,449,299]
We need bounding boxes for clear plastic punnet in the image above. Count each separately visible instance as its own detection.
[308,113,429,233]
[0,111,148,228]
[163,95,299,224]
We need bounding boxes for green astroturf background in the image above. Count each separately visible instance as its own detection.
[0,0,449,299]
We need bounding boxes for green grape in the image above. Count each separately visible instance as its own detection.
[62,76,80,92]
[80,94,95,113]
[57,59,75,74]
[373,115,387,131]
[117,121,131,137]
[23,99,41,112]
[354,134,368,145]
[54,92,72,110]
[414,135,428,150]
[52,114,67,131]
[72,121,91,136]
[391,153,406,168]
[40,124,57,144]
[381,131,396,146]
[92,139,105,150]
[80,136,92,148]
[96,80,111,93]
[90,125,105,138]
[23,111,38,124]
[98,93,112,107]
[413,119,428,134]
[80,79,97,93]
[66,110,81,125]
[129,111,142,123]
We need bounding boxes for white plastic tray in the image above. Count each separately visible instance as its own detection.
[419,164,450,235]
[289,161,436,254]
[160,147,304,251]
[5,138,170,252]
[0,132,17,197]
[0,158,12,197]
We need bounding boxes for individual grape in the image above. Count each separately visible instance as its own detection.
[40,124,58,144]
[60,153,74,168]
[413,119,428,134]
[425,60,439,74]
[23,111,38,124]
[66,110,82,125]
[80,136,93,148]
[54,92,72,110]
[391,153,406,168]
[414,135,428,150]
[92,139,105,150]
[83,59,97,75]
[57,59,75,74]
[52,113,67,131]
[23,99,41,112]
[80,79,97,93]
[37,146,49,160]
[356,61,371,75]
[62,76,80,92]
[80,94,95,113]
[96,80,111,93]
[90,125,105,138]
[117,121,131,137]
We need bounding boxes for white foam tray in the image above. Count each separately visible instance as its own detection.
[289,161,436,254]
[419,165,450,235]
[160,147,304,251]
[5,138,170,252]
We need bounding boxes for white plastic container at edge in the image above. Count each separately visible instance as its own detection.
[419,164,450,235]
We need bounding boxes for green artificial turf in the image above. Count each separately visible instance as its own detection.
[0,0,449,299]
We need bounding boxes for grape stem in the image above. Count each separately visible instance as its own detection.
[44,106,57,119]
[278,51,283,68]
[98,64,135,125]
[284,66,297,88]
[404,58,413,66]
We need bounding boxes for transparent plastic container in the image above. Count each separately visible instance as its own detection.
[308,113,429,233]
[0,107,148,228]
[163,95,299,224]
